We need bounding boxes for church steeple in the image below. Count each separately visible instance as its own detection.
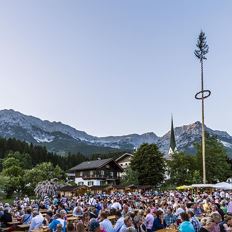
[168,115,177,156]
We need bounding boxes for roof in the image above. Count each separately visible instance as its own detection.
[115,153,133,162]
[58,185,88,192]
[69,158,123,172]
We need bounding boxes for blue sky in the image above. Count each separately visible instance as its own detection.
[0,1,231,136]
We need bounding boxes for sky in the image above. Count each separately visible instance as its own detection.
[0,1,232,137]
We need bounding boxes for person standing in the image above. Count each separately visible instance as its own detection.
[164,207,176,227]
[100,212,114,232]
[144,208,154,232]
[179,212,195,232]
[199,217,214,232]
[152,210,166,231]
[188,210,201,232]
[227,198,232,214]
[114,211,124,232]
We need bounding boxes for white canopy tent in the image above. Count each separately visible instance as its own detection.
[191,184,214,188]
[213,182,232,190]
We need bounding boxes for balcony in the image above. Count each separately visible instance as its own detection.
[79,174,119,180]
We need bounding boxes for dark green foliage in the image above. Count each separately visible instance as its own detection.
[194,31,209,61]
[167,135,232,185]
[0,137,128,171]
[0,137,86,171]
[121,166,139,186]
[167,152,201,186]
[196,135,232,183]
[130,143,165,186]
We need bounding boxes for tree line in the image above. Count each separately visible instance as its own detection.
[0,137,125,171]
[122,134,232,187]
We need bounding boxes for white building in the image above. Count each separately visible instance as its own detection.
[67,158,123,187]
[115,153,133,176]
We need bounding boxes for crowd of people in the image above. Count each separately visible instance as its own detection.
[1,189,232,232]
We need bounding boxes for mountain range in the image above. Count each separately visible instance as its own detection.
[0,109,232,157]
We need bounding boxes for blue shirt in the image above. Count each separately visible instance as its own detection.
[152,217,166,231]
[164,214,176,226]
[179,221,195,232]
[49,218,66,232]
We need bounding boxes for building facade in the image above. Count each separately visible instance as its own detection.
[68,158,123,187]
[115,153,133,176]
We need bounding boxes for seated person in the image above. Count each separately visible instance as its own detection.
[73,205,83,217]
[21,208,32,224]
[0,209,12,227]
[49,210,67,232]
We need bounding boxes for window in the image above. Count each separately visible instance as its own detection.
[88,181,94,186]
[78,182,84,186]
[80,171,83,176]
[110,172,114,177]
[90,171,93,176]
[100,181,105,186]
[101,170,104,175]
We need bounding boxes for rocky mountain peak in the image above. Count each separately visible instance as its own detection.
[0,109,231,157]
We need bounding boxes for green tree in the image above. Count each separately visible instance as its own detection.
[7,151,32,169]
[196,135,231,183]
[24,162,65,194]
[130,144,165,186]
[121,167,139,186]
[167,152,199,186]
[0,175,10,192]
[1,156,25,196]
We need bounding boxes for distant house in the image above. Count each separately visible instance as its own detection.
[68,158,123,186]
[116,153,133,176]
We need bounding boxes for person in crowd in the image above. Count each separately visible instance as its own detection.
[188,210,201,232]
[133,215,146,232]
[29,209,44,232]
[211,212,222,232]
[199,217,215,232]
[111,199,122,211]
[49,210,67,232]
[144,208,154,232]
[73,205,83,216]
[0,208,12,228]
[0,206,4,217]
[99,211,114,232]
[21,208,32,224]
[152,210,166,231]
[120,216,134,232]
[44,211,54,225]
[219,214,232,232]
[164,206,176,227]
[179,212,195,232]
[114,211,125,232]
[227,199,232,215]
[89,219,101,232]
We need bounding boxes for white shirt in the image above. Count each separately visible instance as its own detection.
[114,217,124,232]
[29,213,44,232]
[111,202,122,210]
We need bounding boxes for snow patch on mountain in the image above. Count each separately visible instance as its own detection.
[34,136,54,143]
[0,109,232,156]
[220,140,232,148]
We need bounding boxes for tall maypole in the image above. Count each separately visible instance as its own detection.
[194,31,211,184]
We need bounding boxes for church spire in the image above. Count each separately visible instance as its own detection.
[168,115,177,156]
